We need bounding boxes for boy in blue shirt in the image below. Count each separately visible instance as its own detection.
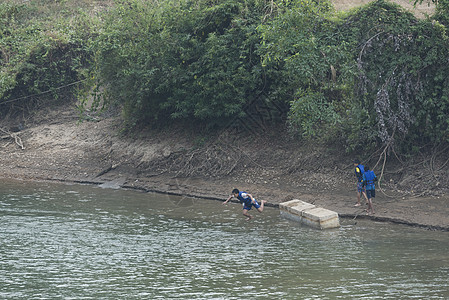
[223,188,266,221]
[362,166,377,215]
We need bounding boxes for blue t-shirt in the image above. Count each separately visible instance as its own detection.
[237,192,252,206]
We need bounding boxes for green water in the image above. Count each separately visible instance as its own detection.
[1,179,448,299]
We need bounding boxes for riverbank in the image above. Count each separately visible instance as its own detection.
[1,104,448,231]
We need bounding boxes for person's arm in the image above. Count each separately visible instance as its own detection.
[223,194,234,205]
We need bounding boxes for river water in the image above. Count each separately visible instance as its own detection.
[1,179,448,299]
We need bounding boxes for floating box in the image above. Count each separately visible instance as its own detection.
[279,199,315,213]
[280,199,340,229]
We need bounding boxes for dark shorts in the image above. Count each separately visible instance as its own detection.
[357,182,365,193]
[243,199,260,210]
[366,189,375,199]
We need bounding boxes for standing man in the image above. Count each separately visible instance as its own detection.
[353,159,368,207]
[362,166,377,215]
[223,188,266,221]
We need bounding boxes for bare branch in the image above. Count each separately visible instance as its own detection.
[0,127,25,150]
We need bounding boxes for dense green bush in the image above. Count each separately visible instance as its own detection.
[257,0,356,145]
[259,0,449,153]
[2,0,448,156]
[91,0,288,128]
[341,1,449,152]
[0,1,97,116]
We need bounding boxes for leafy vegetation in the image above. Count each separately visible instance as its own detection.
[343,1,449,153]
[0,0,102,115]
[90,0,285,129]
[1,0,448,157]
[258,0,449,153]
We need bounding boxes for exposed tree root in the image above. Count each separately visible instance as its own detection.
[145,135,276,178]
[367,130,449,198]
[0,127,25,150]
[371,133,396,198]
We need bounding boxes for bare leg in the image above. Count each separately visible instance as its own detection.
[355,191,361,206]
[243,209,252,221]
[363,191,369,205]
[256,200,266,213]
[367,198,375,214]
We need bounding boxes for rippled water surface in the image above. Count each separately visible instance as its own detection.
[1,179,448,299]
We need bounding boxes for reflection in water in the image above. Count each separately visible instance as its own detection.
[0,179,448,299]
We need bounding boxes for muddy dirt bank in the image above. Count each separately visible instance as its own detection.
[1,104,448,231]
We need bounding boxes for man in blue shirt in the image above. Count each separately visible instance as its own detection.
[362,166,377,215]
[223,188,266,221]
